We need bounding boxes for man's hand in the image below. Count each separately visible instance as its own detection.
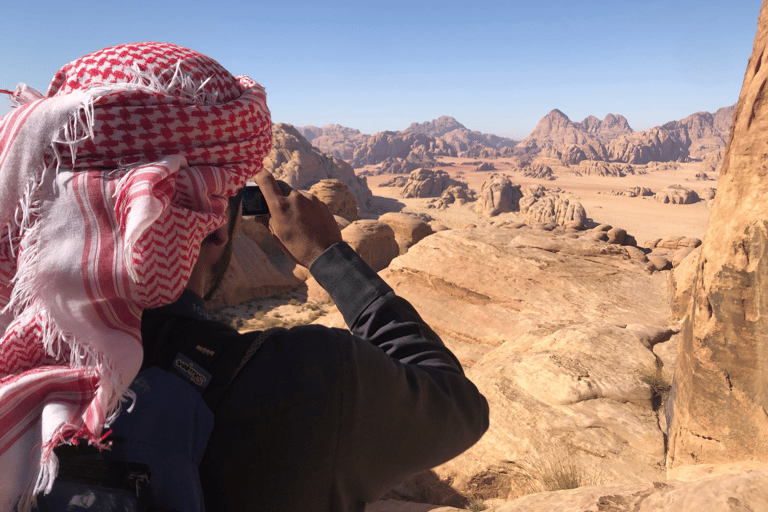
[253,169,343,268]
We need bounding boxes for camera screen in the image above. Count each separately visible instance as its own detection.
[241,185,269,216]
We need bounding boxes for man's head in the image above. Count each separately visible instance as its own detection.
[0,42,272,509]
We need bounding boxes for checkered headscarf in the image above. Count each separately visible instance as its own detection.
[0,42,271,511]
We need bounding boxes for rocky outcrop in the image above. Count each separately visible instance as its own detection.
[263,123,373,211]
[608,127,690,164]
[519,187,587,229]
[307,179,359,222]
[654,185,699,204]
[431,186,476,209]
[522,162,555,180]
[205,226,304,308]
[361,226,674,502]
[296,123,370,161]
[404,116,518,157]
[401,168,466,198]
[575,113,634,142]
[475,174,522,217]
[575,160,633,177]
[667,2,768,471]
[351,131,456,167]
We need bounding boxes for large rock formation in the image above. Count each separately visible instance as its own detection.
[360,226,675,501]
[297,123,370,161]
[401,168,466,198]
[666,2,768,472]
[404,115,518,157]
[351,131,456,167]
[263,123,373,211]
[475,174,522,217]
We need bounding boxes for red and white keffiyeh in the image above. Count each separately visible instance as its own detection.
[0,42,271,511]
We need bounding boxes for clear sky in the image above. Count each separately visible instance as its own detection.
[0,0,762,139]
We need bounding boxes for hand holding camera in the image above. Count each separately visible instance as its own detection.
[251,170,343,268]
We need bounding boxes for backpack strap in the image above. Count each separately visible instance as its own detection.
[141,312,284,411]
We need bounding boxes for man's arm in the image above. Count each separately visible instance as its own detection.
[255,169,488,502]
[309,242,489,503]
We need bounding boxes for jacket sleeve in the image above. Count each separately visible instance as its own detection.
[309,243,489,503]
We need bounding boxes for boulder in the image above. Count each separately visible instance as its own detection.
[308,179,359,222]
[379,212,434,254]
[341,219,399,271]
[667,2,768,470]
[476,174,523,217]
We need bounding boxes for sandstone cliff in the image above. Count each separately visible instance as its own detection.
[262,123,373,210]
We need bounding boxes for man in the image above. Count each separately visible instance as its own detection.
[0,42,488,512]
[139,169,489,511]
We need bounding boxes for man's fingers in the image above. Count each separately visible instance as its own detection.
[253,169,286,211]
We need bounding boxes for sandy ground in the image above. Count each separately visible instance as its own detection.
[362,158,715,245]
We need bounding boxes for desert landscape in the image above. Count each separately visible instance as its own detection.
[197,17,768,510]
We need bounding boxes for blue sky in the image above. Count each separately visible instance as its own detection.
[0,1,762,139]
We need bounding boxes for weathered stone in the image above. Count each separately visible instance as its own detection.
[263,123,373,211]
[401,168,465,198]
[341,219,399,272]
[379,212,434,254]
[667,2,768,471]
[646,253,671,271]
[607,227,627,245]
[308,179,360,222]
[654,185,700,204]
[476,174,523,217]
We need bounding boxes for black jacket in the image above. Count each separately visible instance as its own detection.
[141,242,489,512]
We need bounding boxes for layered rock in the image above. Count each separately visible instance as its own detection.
[475,174,522,217]
[351,131,455,167]
[263,123,373,211]
[361,227,675,501]
[608,127,690,164]
[307,179,359,222]
[667,2,768,471]
[401,168,466,198]
[297,123,370,161]
[654,185,699,204]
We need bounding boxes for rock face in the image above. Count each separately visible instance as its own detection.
[476,174,522,217]
[608,127,690,164]
[350,131,456,167]
[401,168,465,198]
[297,123,369,161]
[365,227,674,502]
[205,227,303,308]
[666,2,768,471]
[263,123,373,211]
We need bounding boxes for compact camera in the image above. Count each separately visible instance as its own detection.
[240,180,292,216]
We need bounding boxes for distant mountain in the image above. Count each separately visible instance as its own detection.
[296,124,370,161]
[294,107,734,170]
[515,107,733,165]
[299,116,518,167]
[403,115,468,137]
